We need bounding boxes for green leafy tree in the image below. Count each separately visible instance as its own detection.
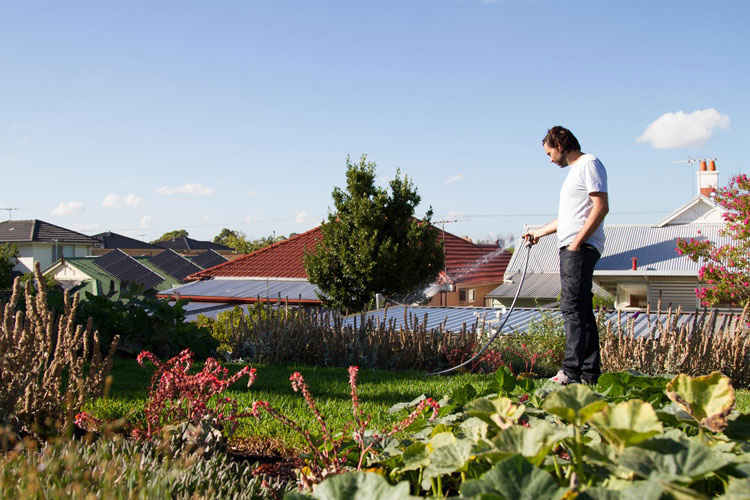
[0,243,19,289]
[677,173,750,307]
[304,155,444,312]
[151,230,188,244]
[214,229,287,254]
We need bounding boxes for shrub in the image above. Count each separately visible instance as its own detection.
[0,264,119,436]
[601,303,750,387]
[0,434,294,500]
[77,290,218,359]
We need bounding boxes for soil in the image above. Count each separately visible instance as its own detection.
[228,437,303,483]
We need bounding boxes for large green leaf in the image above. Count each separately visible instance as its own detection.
[721,477,750,500]
[723,412,750,441]
[465,397,525,430]
[543,384,607,426]
[588,400,663,453]
[490,421,571,466]
[400,442,430,472]
[458,417,489,442]
[665,372,736,432]
[617,438,729,483]
[284,471,418,500]
[450,384,478,406]
[420,439,474,489]
[460,454,564,500]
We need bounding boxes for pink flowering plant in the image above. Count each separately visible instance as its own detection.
[252,365,439,488]
[135,349,257,440]
[677,173,750,307]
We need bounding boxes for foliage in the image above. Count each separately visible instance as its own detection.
[304,155,444,312]
[195,303,277,354]
[0,434,294,500]
[677,173,750,307]
[132,349,256,444]
[252,365,439,489]
[151,229,189,244]
[601,303,750,387]
[0,264,118,436]
[293,370,750,499]
[77,289,218,359]
[0,242,18,289]
[213,228,287,254]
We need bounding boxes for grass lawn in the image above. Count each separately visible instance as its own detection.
[89,357,750,451]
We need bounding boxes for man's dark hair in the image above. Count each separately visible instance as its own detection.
[542,126,581,154]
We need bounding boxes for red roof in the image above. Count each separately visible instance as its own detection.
[187,227,323,280]
[437,231,512,285]
[187,225,511,285]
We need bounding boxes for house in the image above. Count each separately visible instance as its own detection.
[157,225,512,310]
[92,231,164,256]
[486,160,729,311]
[424,232,512,307]
[153,236,234,257]
[0,219,98,275]
[44,249,182,299]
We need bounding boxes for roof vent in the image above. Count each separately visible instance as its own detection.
[631,257,638,271]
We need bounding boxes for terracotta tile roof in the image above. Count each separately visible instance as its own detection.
[186,225,511,285]
[437,231,512,285]
[186,227,323,280]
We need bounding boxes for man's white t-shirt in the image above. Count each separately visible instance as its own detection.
[557,153,608,254]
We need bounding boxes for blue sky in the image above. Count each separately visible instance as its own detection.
[1,1,747,245]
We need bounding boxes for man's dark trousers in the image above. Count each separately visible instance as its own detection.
[559,244,601,383]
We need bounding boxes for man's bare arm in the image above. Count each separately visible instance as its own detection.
[522,218,558,246]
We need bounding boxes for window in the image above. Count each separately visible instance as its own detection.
[52,244,75,261]
[459,289,476,303]
[459,290,466,301]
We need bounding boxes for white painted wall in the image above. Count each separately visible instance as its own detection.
[11,243,93,274]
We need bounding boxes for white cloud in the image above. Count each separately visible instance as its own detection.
[248,190,258,197]
[444,174,463,184]
[155,183,214,196]
[295,211,314,224]
[201,215,211,222]
[102,193,145,208]
[637,108,730,149]
[51,201,85,216]
[140,216,157,228]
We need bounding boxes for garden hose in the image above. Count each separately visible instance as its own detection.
[427,239,533,376]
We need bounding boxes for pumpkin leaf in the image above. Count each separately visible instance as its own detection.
[459,454,565,500]
[420,439,473,489]
[721,477,750,500]
[284,471,418,500]
[400,442,430,472]
[588,400,663,453]
[465,397,525,430]
[617,438,729,483]
[490,421,571,466]
[543,384,607,426]
[665,372,735,432]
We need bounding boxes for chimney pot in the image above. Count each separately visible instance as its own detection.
[631,257,638,271]
[709,160,716,171]
[700,160,707,171]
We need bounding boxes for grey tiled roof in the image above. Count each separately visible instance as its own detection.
[191,249,229,270]
[149,249,202,282]
[93,232,161,249]
[0,220,98,244]
[154,237,232,251]
[158,278,321,302]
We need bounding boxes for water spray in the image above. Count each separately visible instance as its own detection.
[427,238,533,376]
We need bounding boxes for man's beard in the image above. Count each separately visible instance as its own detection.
[555,157,568,167]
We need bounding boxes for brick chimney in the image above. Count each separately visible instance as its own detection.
[698,159,719,198]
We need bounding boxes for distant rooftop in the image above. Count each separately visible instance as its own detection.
[154,236,232,251]
[93,231,161,249]
[0,219,98,244]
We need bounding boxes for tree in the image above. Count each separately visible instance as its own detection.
[214,229,287,254]
[677,173,750,307]
[304,155,444,312]
[151,230,189,244]
[0,243,19,289]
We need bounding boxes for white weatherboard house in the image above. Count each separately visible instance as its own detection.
[486,161,730,311]
[0,219,98,275]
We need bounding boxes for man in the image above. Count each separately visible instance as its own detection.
[522,126,609,385]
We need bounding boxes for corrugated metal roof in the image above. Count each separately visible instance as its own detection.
[158,278,321,303]
[505,224,731,275]
[0,220,98,244]
[486,272,612,299]
[342,305,740,339]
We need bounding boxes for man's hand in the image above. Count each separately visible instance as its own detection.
[522,231,540,246]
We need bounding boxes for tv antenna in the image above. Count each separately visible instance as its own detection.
[1,208,22,220]
[672,156,716,198]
